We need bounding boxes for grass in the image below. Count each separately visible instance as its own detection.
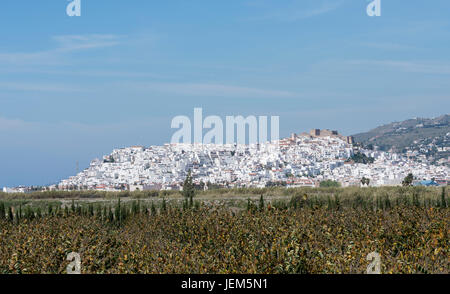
[0,186,447,201]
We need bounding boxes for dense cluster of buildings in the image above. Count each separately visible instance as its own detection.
[403,132,450,165]
[54,130,448,191]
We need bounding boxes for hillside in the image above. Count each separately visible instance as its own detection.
[353,114,449,164]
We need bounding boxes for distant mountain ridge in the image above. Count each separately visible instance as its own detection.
[353,114,449,164]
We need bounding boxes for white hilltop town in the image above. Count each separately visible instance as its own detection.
[3,129,449,193]
[52,129,448,192]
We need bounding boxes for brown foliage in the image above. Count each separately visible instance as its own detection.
[0,206,448,274]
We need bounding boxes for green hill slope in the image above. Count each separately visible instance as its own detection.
[353,114,449,163]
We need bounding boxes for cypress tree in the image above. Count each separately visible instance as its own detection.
[132,201,138,215]
[183,170,195,202]
[56,206,62,217]
[334,194,341,211]
[0,202,4,220]
[8,206,13,222]
[25,206,34,220]
[290,197,297,210]
[259,195,265,211]
[441,187,447,208]
[413,191,420,207]
[327,196,332,210]
[151,202,156,215]
[384,195,391,210]
[116,198,122,226]
[23,206,29,220]
[96,205,101,219]
[189,195,193,208]
[18,204,22,221]
[30,206,35,220]
[108,206,114,223]
[88,204,94,217]
[121,205,127,222]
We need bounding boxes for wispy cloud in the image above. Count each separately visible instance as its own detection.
[52,34,122,52]
[346,60,450,75]
[0,68,173,80]
[0,51,62,66]
[0,116,31,131]
[0,34,123,66]
[245,0,343,22]
[290,1,342,20]
[123,82,297,98]
[0,81,89,92]
[360,42,417,51]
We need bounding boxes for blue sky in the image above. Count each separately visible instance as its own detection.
[1,0,450,187]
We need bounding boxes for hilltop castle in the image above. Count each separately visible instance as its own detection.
[291,129,354,145]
